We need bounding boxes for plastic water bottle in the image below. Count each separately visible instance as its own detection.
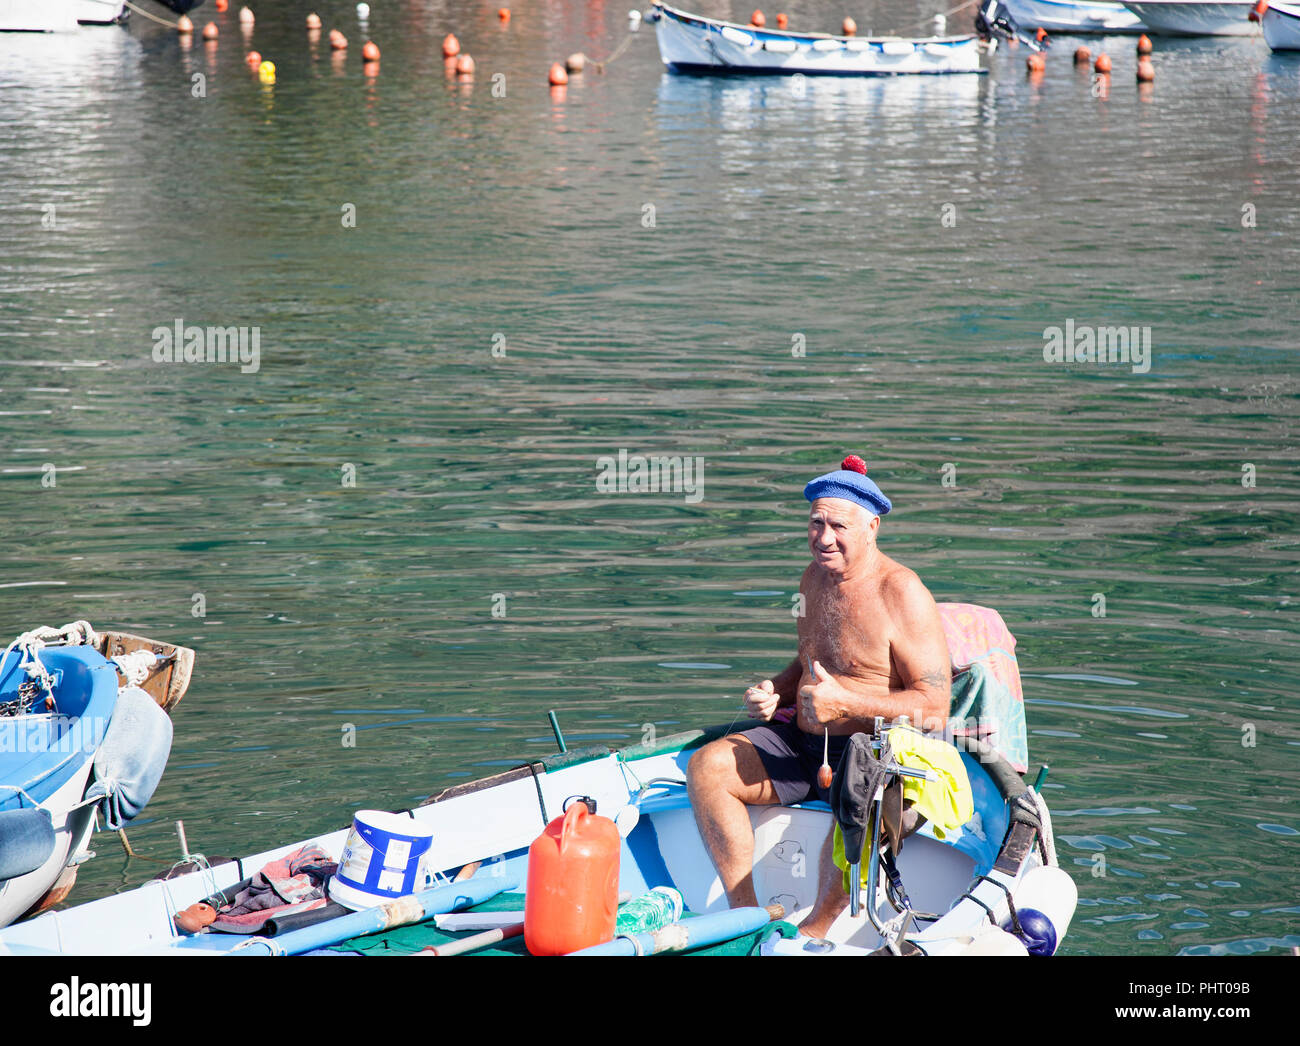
[615,886,683,935]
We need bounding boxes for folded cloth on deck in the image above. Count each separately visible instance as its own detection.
[182,843,339,935]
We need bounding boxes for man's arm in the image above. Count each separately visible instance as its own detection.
[883,572,951,729]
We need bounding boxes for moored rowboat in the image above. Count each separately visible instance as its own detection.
[0,604,1077,958]
[649,2,986,76]
[0,622,192,927]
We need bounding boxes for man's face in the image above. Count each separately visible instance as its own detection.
[808,498,879,575]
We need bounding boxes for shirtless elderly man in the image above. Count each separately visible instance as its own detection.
[687,454,951,938]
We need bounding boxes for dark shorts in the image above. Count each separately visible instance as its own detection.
[743,719,852,806]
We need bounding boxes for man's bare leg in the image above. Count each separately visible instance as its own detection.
[796,825,850,938]
[686,735,780,908]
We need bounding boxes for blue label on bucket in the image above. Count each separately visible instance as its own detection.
[335,818,435,898]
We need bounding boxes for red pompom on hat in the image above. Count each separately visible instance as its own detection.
[841,455,867,475]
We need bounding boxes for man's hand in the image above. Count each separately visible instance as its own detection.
[798,660,847,726]
[743,679,780,721]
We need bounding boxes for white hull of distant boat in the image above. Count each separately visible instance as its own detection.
[1002,0,1147,31]
[1119,0,1260,33]
[1263,1,1300,46]
[650,2,985,76]
[0,0,127,32]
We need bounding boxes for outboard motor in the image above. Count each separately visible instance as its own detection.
[975,0,1042,50]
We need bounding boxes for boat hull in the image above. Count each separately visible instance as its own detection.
[1263,1,1300,47]
[1001,0,1148,31]
[0,724,1068,957]
[1118,0,1261,33]
[0,766,97,926]
[0,0,127,32]
[652,3,985,76]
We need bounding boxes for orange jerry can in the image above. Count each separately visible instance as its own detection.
[524,797,620,955]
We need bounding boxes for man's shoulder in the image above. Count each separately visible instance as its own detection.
[878,559,938,609]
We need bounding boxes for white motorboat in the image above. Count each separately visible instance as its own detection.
[1262,0,1300,47]
[1001,0,1148,32]
[1118,0,1261,33]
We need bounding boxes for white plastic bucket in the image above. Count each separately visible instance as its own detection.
[329,810,436,911]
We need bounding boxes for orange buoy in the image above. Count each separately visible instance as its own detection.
[1026,52,1045,72]
[306,12,322,30]
[1136,33,1153,53]
[330,29,348,50]
[1249,0,1267,21]
[215,0,228,11]
[362,40,380,61]
[548,61,568,85]
[750,9,766,27]
[177,14,193,33]
[1036,26,1048,41]
[456,53,475,76]
[524,801,620,956]
[1073,45,1091,64]
[1094,53,1111,73]
[202,21,218,40]
[498,7,511,22]
[245,49,261,67]
[442,33,460,57]
[842,17,857,35]
[776,12,788,27]
[1136,56,1154,81]
[565,52,585,73]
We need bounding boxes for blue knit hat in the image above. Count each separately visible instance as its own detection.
[803,455,891,516]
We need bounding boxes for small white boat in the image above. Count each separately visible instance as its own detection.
[0,0,127,32]
[0,604,1076,958]
[0,623,192,927]
[1001,0,1148,32]
[648,2,986,76]
[1118,0,1261,33]
[1262,0,1300,47]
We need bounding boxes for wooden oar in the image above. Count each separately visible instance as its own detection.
[417,922,525,957]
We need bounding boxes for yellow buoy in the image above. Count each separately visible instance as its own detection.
[258,59,276,84]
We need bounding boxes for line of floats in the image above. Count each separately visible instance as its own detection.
[165,0,1299,92]
[167,3,599,89]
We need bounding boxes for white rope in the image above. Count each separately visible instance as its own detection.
[0,784,45,809]
[124,0,181,28]
[0,621,99,698]
[1026,787,1058,867]
[109,650,157,687]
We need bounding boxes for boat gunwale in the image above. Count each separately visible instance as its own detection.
[653,2,979,46]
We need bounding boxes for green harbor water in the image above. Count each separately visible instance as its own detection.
[1,0,1297,956]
